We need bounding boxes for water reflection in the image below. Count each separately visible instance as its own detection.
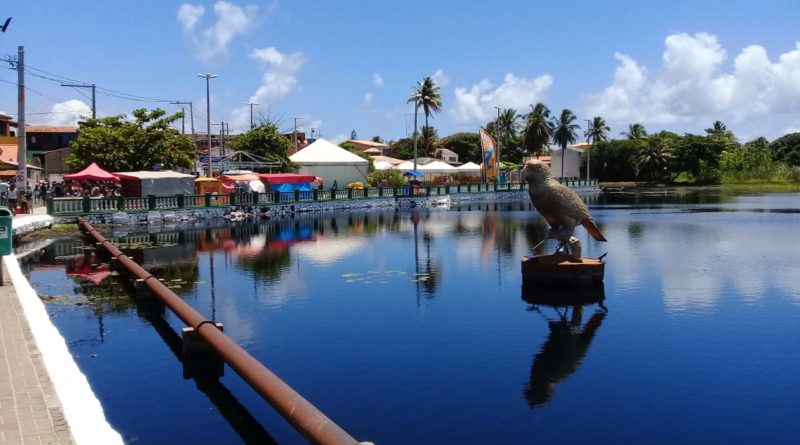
[522,285,607,408]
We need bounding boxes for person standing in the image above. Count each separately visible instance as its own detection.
[0,180,8,207]
[8,184,18,213]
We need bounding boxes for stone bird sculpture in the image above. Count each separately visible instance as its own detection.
[521,159,606,256]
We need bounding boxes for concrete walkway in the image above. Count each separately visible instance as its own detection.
[1,215,123,445]
[0,264,73,444]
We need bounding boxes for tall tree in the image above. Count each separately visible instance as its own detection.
[521,102,553,156]
[493,108,521,156]
[229,123,294,171]
[586,116,610,144]
[552,109,581,178]
[420,126,438,156]
[436,132,482,164]
[408,77,443,129]
[621,123,648,140]
[635,137,673,181]
[584,116,610,180]
[66,108,195,171]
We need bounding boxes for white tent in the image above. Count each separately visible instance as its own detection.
[373,160,395,171]
[456,162,481,173]
[115,170,195,197]
[289,139,369,187]
[418,160,456,172]
[395,161,416,171]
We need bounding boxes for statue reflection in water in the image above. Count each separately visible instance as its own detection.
[522,284,607,408]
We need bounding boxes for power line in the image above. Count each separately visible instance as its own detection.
[2,57,178,104]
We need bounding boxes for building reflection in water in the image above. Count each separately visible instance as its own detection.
[521,284,607,408]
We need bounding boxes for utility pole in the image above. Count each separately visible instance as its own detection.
[213,122,227,157]
[16,46,26,191]
[245,102,259,129]
[412,99,419,172]
[493,106,502,184]
[171,101,194,136]
[290,116,301,152]
[60,83,96,119]
[197,73,218,177]
[585,119,593,181]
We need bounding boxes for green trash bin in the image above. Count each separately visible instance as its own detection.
[0,207,12,256]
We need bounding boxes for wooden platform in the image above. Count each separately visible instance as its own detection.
[521,253,605,286]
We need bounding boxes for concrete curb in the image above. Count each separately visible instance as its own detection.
[3,255,124,445]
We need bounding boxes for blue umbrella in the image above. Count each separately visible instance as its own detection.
[403,170,423,177]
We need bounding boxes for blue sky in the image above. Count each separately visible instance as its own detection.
[2,0,799,142]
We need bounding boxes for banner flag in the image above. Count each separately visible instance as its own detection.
[479,128,497,182]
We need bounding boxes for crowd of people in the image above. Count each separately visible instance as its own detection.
[0,179,123,213]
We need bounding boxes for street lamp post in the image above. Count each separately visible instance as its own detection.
[198,73,218,177]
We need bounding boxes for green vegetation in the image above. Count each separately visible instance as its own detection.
[368,169,405,187]
[66,108,195,171]
[229,123,295,171]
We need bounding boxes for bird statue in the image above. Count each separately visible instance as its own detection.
[521,158,606,258]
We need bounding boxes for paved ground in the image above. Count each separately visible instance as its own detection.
[0,263,74,444]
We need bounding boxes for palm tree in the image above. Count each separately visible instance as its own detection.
[420,126,438,156]
[552,109,580,178]
[585,116,610,180]
[705,120,727,135]
[493,108,521,162]
[621,123,647,140]
[636,137,673,181]
[408,77,443,129]
[407,77,443,170]
[522,102,553,156]
[586,116,610,144]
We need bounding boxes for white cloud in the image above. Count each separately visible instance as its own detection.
[432,68,449,87]
[372,73,384,88]
[39,100,92,125]
[230,46,307,129]
[363,92,374,106]
[585,33,800,129]
[177,1,258,63]
[451,73,553,124]
[330,133,348,144]
[249,47,307,102]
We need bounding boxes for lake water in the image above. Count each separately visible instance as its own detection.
[23,189,800,445]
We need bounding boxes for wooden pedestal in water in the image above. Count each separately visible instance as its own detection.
[521,253,605,286]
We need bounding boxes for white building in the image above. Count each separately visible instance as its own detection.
[289,139,369,187]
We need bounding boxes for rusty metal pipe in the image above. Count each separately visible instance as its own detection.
[78,219,361,445]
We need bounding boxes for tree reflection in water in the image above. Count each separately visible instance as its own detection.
[522,285,607,408]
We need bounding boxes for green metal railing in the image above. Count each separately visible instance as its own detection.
[47,180,598,216]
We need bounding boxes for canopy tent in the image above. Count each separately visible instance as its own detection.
[289,139,369,188]
[257,173,318,184]
[219,173,265,193]
[63,162,119,182]
[373,160,395,171]
[418,161,457,173]
[403,170,423,177]
[258,173,317,192]
[115,170,194,196]
[456,162,481,172]
[395,161,416,171]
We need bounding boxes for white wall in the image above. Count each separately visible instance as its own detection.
[550,148,582,178]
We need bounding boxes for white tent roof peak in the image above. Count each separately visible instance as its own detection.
[418,161,457,172]
[289,138,369,164]
[456,162,481,171]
